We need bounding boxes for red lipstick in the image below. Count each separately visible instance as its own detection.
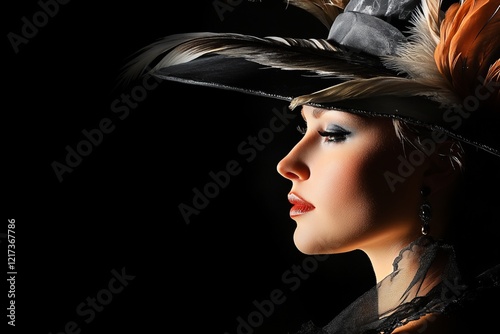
[288,193,315,217]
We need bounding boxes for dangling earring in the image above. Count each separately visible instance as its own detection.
[419,187,431,235]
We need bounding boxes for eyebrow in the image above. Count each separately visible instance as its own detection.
[301,107,326,121]
[312,107,326,118]
[300,107,336,120]
[301,106,372,127]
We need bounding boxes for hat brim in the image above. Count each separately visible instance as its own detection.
[154,52,500,158]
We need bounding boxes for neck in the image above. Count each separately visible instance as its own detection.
[365,234,450,316]
[363,233,422,283]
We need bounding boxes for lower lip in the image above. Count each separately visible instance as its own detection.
[290,204,315,217]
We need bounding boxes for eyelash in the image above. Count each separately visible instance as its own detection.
[318,130,350,143]
[296,125,350,143]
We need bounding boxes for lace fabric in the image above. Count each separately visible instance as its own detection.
[294,236,500,334]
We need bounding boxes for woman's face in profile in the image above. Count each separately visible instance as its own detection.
[277,105,425,255]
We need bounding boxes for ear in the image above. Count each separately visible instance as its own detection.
[422,140,464,194]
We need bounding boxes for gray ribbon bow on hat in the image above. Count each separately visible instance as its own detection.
[328,0,420,56]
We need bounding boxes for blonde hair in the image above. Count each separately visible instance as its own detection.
[392,118,465,171]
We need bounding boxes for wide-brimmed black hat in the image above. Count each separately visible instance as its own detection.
[124,0,500,157]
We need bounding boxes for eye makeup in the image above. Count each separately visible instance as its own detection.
[318,124,352,143]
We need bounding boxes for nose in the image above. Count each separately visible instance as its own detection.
[276,143,310,181]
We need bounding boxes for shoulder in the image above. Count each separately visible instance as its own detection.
[392,268,500,334]
[391,313,456,334]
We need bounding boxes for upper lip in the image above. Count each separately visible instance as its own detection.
[288,192,315,213]
[288,193,315,208]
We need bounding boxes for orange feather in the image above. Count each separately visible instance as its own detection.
[434,0,500,111]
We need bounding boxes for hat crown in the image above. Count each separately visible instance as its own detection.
[344,0,420,20]
[327,0,420,56]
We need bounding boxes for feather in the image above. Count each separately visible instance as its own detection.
[285,0,348,28]
[120,31,394,87]
[120,32,220,86]
[384,0,443,80]
[120,0,499,114]
[434,0,500,110]
[291,0,460,109]
[289,76,441,110]
[120,0,349,85]
[380,0,459,105]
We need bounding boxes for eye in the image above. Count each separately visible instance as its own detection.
[318,129,351,143]
[296,125,307,135]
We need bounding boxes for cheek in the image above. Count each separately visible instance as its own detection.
[320,159,369,209]
[311,145,407,244]
[314,154,379,236]
[351,140,424,233]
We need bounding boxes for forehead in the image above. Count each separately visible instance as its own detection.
[301,105,373,124]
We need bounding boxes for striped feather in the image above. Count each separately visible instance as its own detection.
[120,32,392,86]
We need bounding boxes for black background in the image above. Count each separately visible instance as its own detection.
[4,1,463,334]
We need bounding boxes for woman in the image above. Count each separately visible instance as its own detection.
[123,0,499,332]
[276,105,487,333]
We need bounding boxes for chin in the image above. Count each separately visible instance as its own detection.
[293,225,357,255]
[293,230,322,255]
